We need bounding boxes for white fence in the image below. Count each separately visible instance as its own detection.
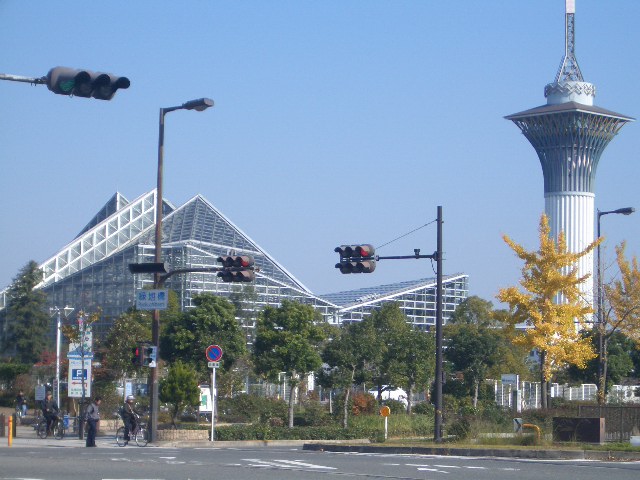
[493,380,640,409]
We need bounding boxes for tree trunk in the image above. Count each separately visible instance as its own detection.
[407,384,414,414]
[288,377,297,429]
[342,388,351,429]
[342,367,356,429]
[473,381,479,408]
[540,351,549,410]
[602,336,609,403]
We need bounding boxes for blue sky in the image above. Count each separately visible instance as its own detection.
[1,0,639,305]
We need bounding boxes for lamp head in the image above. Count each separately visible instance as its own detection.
[182,98,214,111]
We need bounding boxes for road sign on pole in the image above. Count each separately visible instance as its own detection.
[205,345,223,363]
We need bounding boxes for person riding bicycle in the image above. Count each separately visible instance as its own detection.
[41,391,60,434]
[121,395,139,445]
[15,390,27,417]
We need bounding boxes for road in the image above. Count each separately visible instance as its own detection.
[1,441,640,480]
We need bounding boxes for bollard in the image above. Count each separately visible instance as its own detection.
[8,415,12,447]
[12,413,17,437]
[0,413,5,437]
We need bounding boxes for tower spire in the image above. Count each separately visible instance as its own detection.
[555,0,583,82]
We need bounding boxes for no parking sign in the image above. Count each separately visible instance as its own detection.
[205,344,223,363]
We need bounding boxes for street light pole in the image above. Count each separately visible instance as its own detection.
[434,206,444,443]
[596,207,634,405]
[149,98,214,443]
[50,306,74,408]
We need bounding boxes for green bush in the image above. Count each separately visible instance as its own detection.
[412,402,434,416]
[294,399,332,427]
[446,416,471,440]
[382,399,406,415]
[217,394,288,424]
[215,424,378,441]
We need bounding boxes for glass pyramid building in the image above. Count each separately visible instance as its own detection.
[0,190,468,338]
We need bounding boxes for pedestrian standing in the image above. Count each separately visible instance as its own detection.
[85,396,102,447]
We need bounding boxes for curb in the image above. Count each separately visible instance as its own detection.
[302,443,637,460]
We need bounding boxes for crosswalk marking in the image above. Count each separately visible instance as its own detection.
[242,458,335,470]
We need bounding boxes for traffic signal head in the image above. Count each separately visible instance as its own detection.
[46,66,130,100]
[142,346,157,366]
[132,346,141,366]
[335,259,377,274]
[216,255,254,268]
[217,269,256,283]
[334,244,376,274]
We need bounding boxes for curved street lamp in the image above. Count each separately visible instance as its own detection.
[149,98,214,441]
[596,207,635,405]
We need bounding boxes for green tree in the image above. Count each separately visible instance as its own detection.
[497,215,598,409]
[365,303,411,402]
[101,309,152,381]
[229,284,259,344]
[161,293,247,380]
[395,328,435,413]
[253,300,326,428]
[159,360,200,427]
[1,261,50,364]
[320,323,365,428]
[445,321,499,407]
[599,242,640,402]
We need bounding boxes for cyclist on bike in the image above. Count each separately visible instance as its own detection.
[41,391,59,435]
[121,395,139,446]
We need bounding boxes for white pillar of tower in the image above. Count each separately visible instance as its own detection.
[545,191,595,309]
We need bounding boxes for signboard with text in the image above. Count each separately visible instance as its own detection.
[68,357,92,398]
[135,289,169,310]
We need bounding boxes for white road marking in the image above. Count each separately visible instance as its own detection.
[242,458,335,470]
[275,459,336,470]
[417,467,449,473]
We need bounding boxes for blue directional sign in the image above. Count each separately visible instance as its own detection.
[71,368,88,380]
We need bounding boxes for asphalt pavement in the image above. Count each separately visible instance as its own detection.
[3,423,640,462]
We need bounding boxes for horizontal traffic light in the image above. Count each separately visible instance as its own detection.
[216,255,254,268]
[336,260,377,274]
[46,66,130,100]
[335,244,375,259]
[217,269,256,283]
[335,244,376,274]
[217,254,256,282]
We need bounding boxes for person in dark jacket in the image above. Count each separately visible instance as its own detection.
[41,392,59,434]
[85,396,102,447]
[121,395,139,445]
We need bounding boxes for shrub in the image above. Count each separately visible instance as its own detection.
[412,402,434,416]
[215,424,378,441]
[446,416,471,440]
[351,392,377,416]
[217,393,288,425]
[382,399,407,415]
[294,399,333,426]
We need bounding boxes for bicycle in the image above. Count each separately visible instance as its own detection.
[37,415,65,440]
[115,415,148,447]
[14,405,24,425]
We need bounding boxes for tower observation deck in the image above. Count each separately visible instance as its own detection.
[505,0,633,311]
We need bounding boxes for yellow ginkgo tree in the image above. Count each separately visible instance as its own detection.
[497,215,599,409]
[600,242,640,402]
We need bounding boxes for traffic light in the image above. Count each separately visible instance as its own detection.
[46,66,130,100]
[216,255,256,282]
[132,346,141,366]
[335,244,377,274]
[141,345,157,367]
